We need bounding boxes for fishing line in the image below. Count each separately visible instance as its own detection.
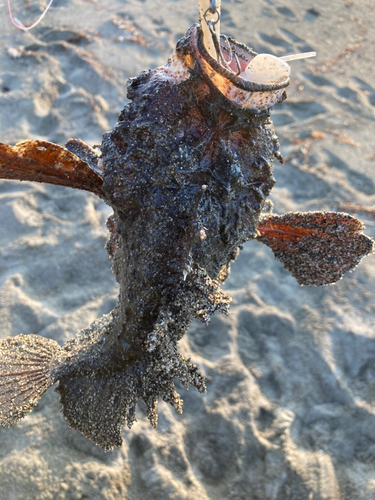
[8,0,54,31]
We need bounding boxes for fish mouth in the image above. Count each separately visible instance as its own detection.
[191,23,289,110]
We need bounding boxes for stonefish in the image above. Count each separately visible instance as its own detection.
[0,23,373,450]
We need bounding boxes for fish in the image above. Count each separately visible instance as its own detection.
[0,23,373,450]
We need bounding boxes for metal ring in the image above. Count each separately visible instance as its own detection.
[203,7,220,26]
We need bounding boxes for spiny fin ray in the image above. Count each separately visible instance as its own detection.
[0,334,61,426]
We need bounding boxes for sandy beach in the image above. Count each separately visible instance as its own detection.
[1,0,375,498]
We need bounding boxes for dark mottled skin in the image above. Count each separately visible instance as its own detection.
[102,43,279,353]
[2,25,370,451]
[53,26,282,448]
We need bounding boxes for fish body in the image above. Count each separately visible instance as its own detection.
[59,24,282,449]
[0,24,372,450]
[101,24,283,352]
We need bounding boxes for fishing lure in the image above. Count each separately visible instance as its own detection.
[0,23,373,450]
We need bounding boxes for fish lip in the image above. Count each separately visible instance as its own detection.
[192,23,290,93]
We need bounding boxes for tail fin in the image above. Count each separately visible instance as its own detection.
[0,334,61,426]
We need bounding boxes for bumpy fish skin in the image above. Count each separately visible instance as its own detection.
[53,25,285,449]
[101,26,282,348]
[0,24,286,451]
[0,24,373,450]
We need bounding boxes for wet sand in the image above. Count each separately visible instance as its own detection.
[1,0,375,498]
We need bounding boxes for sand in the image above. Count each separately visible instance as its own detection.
[0,0,375,498]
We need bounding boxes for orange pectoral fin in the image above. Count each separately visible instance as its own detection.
[257,211,374,286]
[0,140,104,196]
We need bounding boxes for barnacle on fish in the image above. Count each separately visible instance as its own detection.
[0,23,373,450]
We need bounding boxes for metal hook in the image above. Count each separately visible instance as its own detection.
[203,7,241,76]
[203,9,221,63]
[234,52,241,75]
[222,36,232,66]
[217,37,233,73]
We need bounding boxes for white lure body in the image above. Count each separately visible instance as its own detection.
[235,51,316,110]
[240,53,291,85]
